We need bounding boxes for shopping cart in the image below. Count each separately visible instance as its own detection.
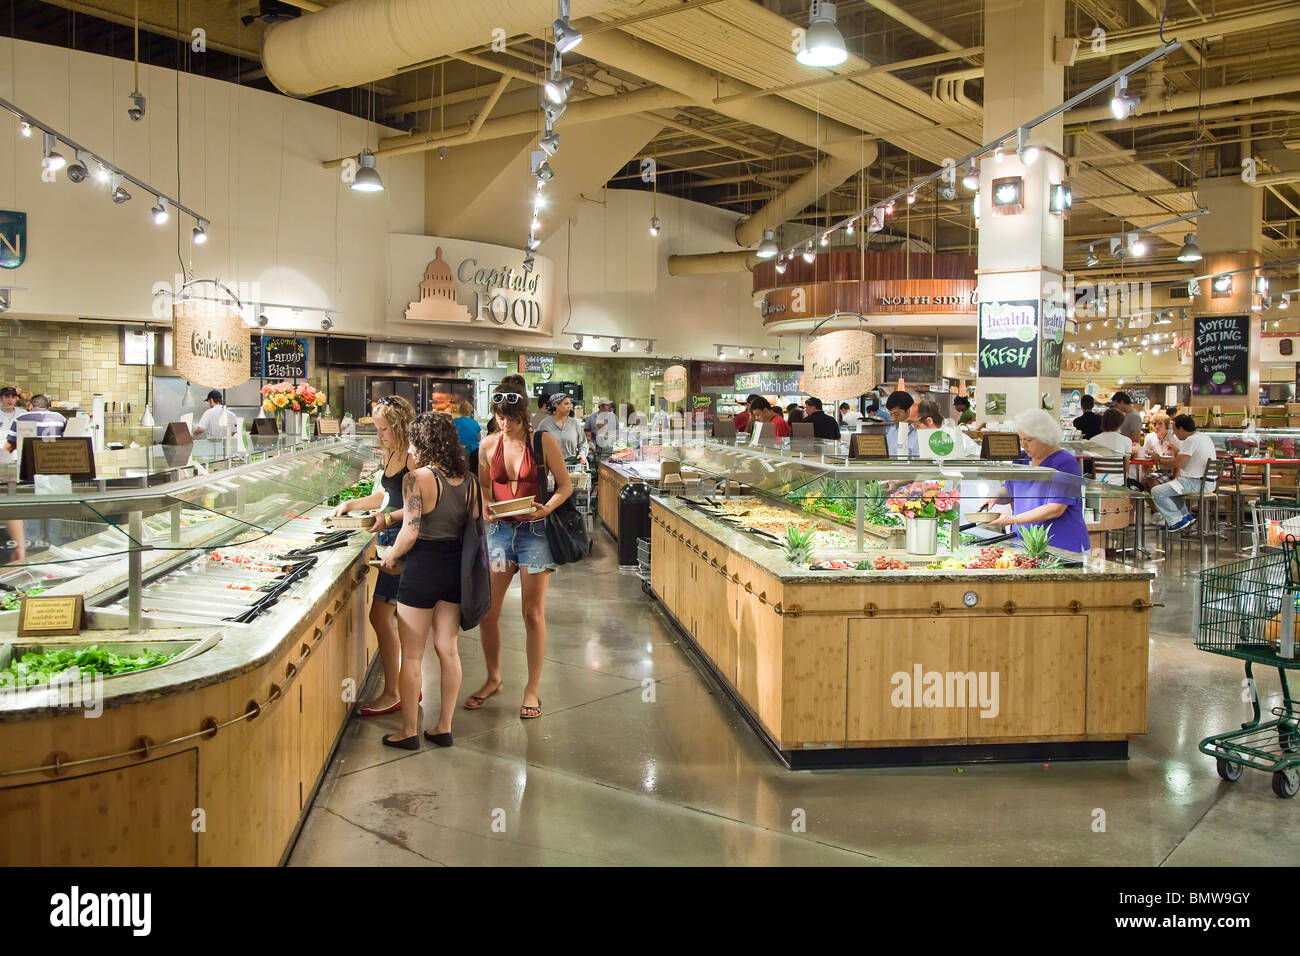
[567,466,594,533]
[1194,541,1300,797]
[1249,499,1300,556]
[636,536,652,595]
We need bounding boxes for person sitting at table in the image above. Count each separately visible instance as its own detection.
[981,409,1090,553]
[1141,414,1180,485]
[1151,414,1217,533]
[1089,407,1132,482]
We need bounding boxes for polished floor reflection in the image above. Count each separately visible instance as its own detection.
[289,530,1299,866]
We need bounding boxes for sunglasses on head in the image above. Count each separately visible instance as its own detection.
[373,396,398,407]
[491,392,524,405]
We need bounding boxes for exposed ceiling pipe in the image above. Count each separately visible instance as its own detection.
[1067,74,1300,124]
[262,0,631,97]
[325,85,687,165]
[1079,99,1300,134]
[862,0,966,54]
[666,252,758,276]
[573,28,878,248]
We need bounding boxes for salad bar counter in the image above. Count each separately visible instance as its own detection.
[0,439,384,865]
[648,442,1155,769]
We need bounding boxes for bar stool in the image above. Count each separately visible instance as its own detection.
[1216,455,1265,552]
[1157,458,1223,565]
[1090,457,1135,559]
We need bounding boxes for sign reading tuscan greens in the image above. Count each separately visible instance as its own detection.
[1193,315,1250,396]
[1040,301,1068,377]
[978,300,1039,377]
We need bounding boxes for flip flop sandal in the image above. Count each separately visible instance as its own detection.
[359,692,421,717]
[464,683,503,710]
[519,700,542,720]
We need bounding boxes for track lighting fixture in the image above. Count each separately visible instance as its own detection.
[18,120,31,137]
[1254,276,1270,296]
[1016,126,1039,165]
[539,127,560,157]
[610,340,621,353]
[127,92,146,122]
[527,235,541,250]
[110,173,131,204]
[1213,275,1232,294]
[320,314,334,331]
[819,233,829,246]
[437,146,449,159]
[756,229,779,259]
[1109,75,1138,120]
[257,313,270,328]
[906,191,916,205]
[649,216,661,236]
[41,132,64,172]
[93,162,110,183]
[534,161,555,183]
[795,0,848,67]
[845,218,855,234]
[522,253,535,273]
[775,259,787,274]
[151,197,170,225]
[938,182,956,201]
[961,163,978,191]
[573,336,583,350]
[1281,294,1291,310]
[1129,232,1146,257]
[553,0,582,53]
[192,221,208,244]
[543,101,567,125]
[1176,233,1202,262]
[351,150,384,192]
[544,57,573,105]
[801,245,815,263]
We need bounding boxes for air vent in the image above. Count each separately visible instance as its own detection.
[1168,284,1191,300]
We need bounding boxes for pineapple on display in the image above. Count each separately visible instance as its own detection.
[1015,524,1053,569]
[782,523,817,567]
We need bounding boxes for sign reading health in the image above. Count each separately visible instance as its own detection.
[978,300,1039,378]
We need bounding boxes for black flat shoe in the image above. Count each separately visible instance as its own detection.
[423,730,453,747]
[382,733,420,750]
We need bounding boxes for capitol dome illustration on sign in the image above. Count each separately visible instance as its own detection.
[406,247,472,323]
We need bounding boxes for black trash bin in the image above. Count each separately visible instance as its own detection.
[617,481,651,567]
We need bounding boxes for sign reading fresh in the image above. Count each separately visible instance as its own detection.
[1193,315,1249,396]
[978,300,1039,377]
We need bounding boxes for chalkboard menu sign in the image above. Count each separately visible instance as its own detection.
[688,394,717,425]
[262,336,309,380]
[1193,315,1249,397]
[1040,301,1067,376]
[978,300,1039,377]
[884,350,937,383]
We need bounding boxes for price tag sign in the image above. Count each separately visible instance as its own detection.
[18,595,84,637]
[850,433,889,459]
[20,437,95,482]
[316,418,340,436]
[981,433,1023,460]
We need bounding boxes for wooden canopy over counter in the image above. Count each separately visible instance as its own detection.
[0,528,379,865]
[649,496,1154,769]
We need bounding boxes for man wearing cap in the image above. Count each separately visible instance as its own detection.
[585,397,619,453]
[194,389,237,439]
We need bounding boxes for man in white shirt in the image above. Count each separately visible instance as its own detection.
[838,402,863,429]
[1151,414,1217,531]
[194,390,237,439]
[584,397,620,453]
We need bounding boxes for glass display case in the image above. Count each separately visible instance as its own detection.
[1202,428,1300,458]
[653,438,1139,570]
[0,438,379,631]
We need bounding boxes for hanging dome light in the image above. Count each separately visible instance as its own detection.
[795,1,848,67]
[1176,232,1203,262]
[351,151,384,192]
[756,229,779,259]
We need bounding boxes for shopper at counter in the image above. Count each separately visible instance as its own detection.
[733,394,761,433]
[470,384,573,720]
[981,409,1090,553]
[584,397,620,452]
[839,402,862,428]
[748,396,790,439]
[1151,414,1217,533]
[537,393,588,463]
[378,412,478,750]
[1072,394,1102,439]
[452,398,482,473]
[4,394,65,452]
[334,395,416,718]
[802,397,841,439]
[194,389,237,439]
[884,391,919,457]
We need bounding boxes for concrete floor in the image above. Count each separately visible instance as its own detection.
[289,528,1300,867]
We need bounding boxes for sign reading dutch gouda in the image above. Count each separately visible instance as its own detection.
[662,365,688,403]
[802,330,875,399]
[174,300,251,389]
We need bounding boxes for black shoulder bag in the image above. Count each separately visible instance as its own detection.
[458,478,493,630]
[533,430,591,565]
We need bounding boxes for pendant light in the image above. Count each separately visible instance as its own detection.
[756,229,779,259]
[1176,233,1203,262]
[795,1,848,67]
[351,150,384,192]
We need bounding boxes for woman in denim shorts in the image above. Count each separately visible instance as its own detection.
[465,375,573,720]
[332,395,416,716]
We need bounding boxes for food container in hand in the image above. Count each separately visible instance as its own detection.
[370,546,405,575]
[964,512,997,524]
[324,511,379,529]
[488,495,536,518]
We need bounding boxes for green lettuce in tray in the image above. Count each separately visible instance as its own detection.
[0,646,176,689]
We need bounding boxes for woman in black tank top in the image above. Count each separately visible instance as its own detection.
[378,413,478,749]
[332,396,415,716]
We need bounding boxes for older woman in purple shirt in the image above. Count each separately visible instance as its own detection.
[980,409,1091,553]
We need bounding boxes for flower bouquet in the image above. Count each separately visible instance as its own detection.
[260,381,326,416]
[887,481,960,556]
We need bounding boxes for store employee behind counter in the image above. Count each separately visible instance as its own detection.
[802,397,841,439]
[980,409,1091,553]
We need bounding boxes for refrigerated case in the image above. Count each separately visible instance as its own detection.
[351,374,476,417]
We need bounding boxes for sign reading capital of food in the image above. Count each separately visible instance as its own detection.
[978,300,1039,378]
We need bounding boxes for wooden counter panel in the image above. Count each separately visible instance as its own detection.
[966,616,1087,739]
[1084,608,1150,735]
[0,749,199,866]
[848,618,969,743]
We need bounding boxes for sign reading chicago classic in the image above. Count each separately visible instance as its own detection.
[405,246,544,332]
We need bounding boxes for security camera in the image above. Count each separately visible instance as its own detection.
[257,313,270,327]
[610,340,621,353]
[66,162,88,183]
[437,147,448,160]
[127,92,146,122]
[320,314,334,331]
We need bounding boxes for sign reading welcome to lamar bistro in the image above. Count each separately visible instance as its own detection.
[978,300,1039,377]
[1193,315,1249,396]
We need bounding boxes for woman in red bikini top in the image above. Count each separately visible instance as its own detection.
[490,425,541,520]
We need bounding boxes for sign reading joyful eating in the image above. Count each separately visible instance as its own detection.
[1193,315,1250,396]
[978,300,1039,378]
